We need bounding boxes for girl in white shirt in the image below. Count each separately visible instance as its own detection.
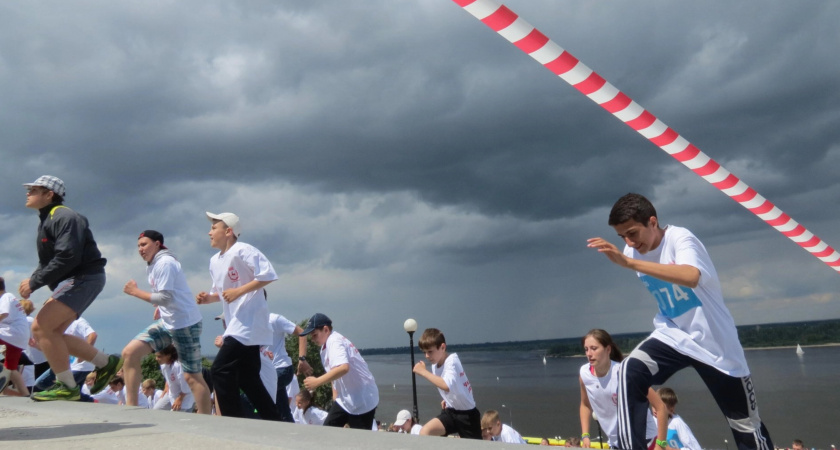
[579,329,668,449]
[292,389,328,425]
[155,345,194,412]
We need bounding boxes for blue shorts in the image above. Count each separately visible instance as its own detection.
[52,273,106,317]
[134,319,203,374]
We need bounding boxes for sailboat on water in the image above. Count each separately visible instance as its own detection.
[796,344,805,356]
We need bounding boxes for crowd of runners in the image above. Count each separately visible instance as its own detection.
[1,175,780,448]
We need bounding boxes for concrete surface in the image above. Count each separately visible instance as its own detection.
[0,397,525,449]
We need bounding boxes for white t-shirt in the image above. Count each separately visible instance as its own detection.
[431,353,475,411]
[208,241,277,346]
[65,318,95,372]
[287,374,300,402]
[122,386,150,408]
[92,385,125,404]
[293,405,328,425]
[320,331,379,415]
[410,423,423,435]
[260,346,278,403]
[667,414,702,450]
[25,317,47,364]
[492,424,527,444]
[148,250,202,330]
[626,225,749,376]
[0,293,29,349]
[269,313,297,369]
[161,361,195,411]
[579,361,657,447]
[147,389,164,409]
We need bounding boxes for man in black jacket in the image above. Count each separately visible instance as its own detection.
[19,175,122,401]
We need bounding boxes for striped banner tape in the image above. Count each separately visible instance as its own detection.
[450,0,840,273]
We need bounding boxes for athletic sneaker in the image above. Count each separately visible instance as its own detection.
[31,381,81,402]
[90,355,124,394]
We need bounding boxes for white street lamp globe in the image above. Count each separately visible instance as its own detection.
[404,318,418,333]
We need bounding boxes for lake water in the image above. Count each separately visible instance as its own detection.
[364,345,839,448]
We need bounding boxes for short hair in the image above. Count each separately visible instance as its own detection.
[793,440,804,447]
[109,376,125,386]
[19,299,35,315]
[657,387,678,408]
[582,329,624,362]
[141,379,156,389]
[157,344,178,361]
[608,193,657,226]
[418,328,446,351]
[0,277,4,291]
[481,410,500,428]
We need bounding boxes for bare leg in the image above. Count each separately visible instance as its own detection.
[31,300,78,376]
[184,372,212,414]
[121,339,153,406]
[420,417,447,436]
[3,370,30,397]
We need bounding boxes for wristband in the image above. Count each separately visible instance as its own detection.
[581,433,590,439]
[299,356,307,362]
[656,439,668,448]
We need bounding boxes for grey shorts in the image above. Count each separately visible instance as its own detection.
[52,273,106,317]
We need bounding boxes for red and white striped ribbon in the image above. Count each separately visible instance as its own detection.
[451,0,840,273]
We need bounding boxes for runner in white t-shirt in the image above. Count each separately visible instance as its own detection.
[301,313,379,429]
[0,280,31,396]
[481,410,527,444]
[122,230,211,414]
[655,387,702,450]
[268,313,307,421]
[196,212,280,421]
[587,193,774,450]
[578,329,666,449]
[92,377,126,404]
[412,328,481,439]
[292,389,328,425]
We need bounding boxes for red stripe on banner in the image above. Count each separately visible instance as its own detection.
[453,0,477,6]
[601,92,632,113]
[813,247,834,258]
[749,200,774,215]
[731,188,757,203]
[827,258,840,267]
[692,160,721,177]
[482,5,517,31]
[712,173,739,190]
[544,51,578,75]
[649,128,678,147]
[799,235,821,249]
[673,144,701,162]
[574,73,607,95]
[515,29,549,53]
[782,225,806,238]
[766,213,791,227]
[625,110,656,130]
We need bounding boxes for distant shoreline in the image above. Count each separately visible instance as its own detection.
[744,342,840,351]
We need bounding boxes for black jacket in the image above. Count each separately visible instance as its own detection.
[29,203,107,291]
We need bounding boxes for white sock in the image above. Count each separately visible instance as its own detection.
[56,370,77,388]
[92,351,109,368]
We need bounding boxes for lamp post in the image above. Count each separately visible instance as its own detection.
[404,318,419,423]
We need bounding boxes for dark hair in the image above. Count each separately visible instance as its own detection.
[297,389,313,411]
[418,328,446,351]
[657,386,678,408]
[793,440,804,447]
[582,329,623,362]
[158,344,178,361]
[0,277,4,291]
[608,193,657,226]
[109,376,125,386]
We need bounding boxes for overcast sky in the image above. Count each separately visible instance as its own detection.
[2,1,839,355]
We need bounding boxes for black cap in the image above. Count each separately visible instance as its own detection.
[139,230,167,249]
[300,313,332,336]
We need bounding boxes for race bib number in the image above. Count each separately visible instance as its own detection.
[640,275,701,318]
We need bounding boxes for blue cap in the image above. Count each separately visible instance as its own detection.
[300,313,332,336]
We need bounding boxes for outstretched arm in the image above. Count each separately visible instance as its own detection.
[587,237,700,288]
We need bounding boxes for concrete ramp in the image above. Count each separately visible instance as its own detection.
[0,397,516,449]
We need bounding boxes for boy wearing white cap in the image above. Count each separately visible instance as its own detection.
[300,313,379,430]
[20,175,121,401]
[196,212,280,420]
[393,409,422,435]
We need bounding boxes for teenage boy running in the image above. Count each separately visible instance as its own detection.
[300,313,379,429]
[587,193,773,450]
[412,328,481,439]
[196,212,279,420]
[20,175,121,401]
[121,230,211,413]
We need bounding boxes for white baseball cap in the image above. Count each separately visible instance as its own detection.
[206,212,241,237]
[394,409,412,426]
